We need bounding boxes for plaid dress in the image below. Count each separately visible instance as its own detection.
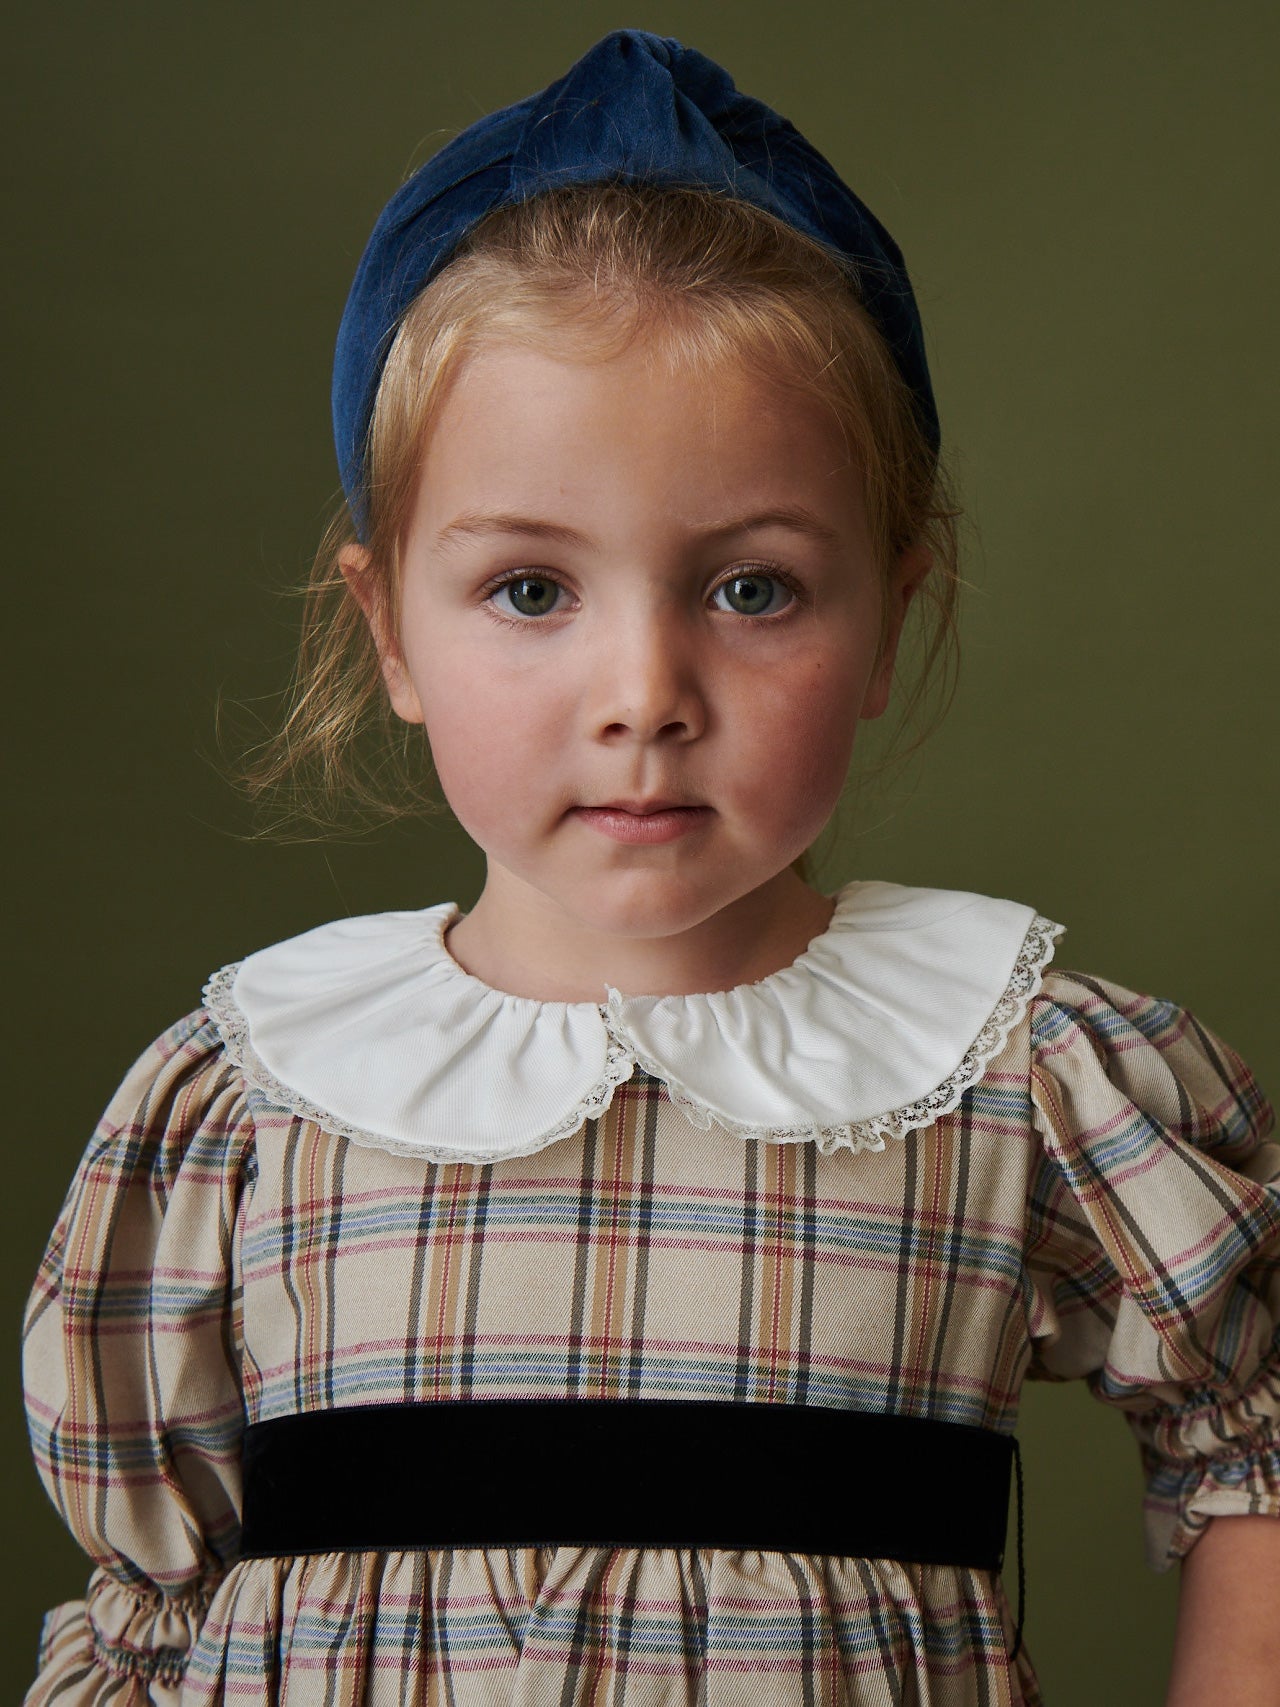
[22,948,1280,1705]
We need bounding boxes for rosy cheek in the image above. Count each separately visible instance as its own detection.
[736,655,863,778]
[755,720,857,826]
[428,706,506,791]
[421,683,551,838]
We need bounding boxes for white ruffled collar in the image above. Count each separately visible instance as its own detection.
[204,881,1062,1164]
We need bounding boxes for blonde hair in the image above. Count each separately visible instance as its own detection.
[241,181,960,833]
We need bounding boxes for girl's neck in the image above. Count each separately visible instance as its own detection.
[444,868,836,1003]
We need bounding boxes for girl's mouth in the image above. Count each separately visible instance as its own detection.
[571,804,713,844]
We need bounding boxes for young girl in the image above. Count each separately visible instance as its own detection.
[22,29,1279,1706]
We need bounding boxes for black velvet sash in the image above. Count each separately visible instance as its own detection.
[240,1399,1016,1571]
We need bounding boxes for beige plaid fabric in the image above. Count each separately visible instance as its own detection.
[22,969,1279,1703]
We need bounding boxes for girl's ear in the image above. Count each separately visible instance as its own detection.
[863,541,934,721]
[338,543,426,725]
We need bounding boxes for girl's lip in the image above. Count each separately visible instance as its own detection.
[572,804,713,844]
[591,799,697,813]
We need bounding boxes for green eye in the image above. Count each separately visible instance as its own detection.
[714,573,790,617]
[495,576,561,618]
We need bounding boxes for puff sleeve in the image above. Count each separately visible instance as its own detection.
[22,1011,255,1702]
[1026,971,1280,1570]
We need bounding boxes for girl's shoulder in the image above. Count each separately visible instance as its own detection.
[1030,966,1272,1165]
[70,887,1272,1225]
[94,888,1270,1182]
[88,1005,256,1165]
[200,882,1063,1163]
[41,1008,257,1291]
[97,1005,241,1125]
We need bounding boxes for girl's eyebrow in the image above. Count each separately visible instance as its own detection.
[435,512,593,551]
[433,506,843,551]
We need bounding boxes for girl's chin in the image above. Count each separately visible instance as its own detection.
[524,867,806,944]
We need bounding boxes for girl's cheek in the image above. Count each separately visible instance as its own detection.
[735,662,868,824]
[422,683,562,823]
[738,649,866,752]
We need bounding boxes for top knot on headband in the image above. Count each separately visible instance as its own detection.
[333,29,939,535]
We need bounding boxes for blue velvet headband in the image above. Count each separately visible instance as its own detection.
[333,29,938,536]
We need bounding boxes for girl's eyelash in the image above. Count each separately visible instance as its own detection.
[709,563,806,622]
[480,571,573,625]
[478,562,806,625]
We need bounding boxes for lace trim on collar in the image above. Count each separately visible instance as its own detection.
[203,890,1063,1164]
[614,911,1062,1155]
[205,959,637,1165]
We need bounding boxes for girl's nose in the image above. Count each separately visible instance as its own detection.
[588,612,708,745]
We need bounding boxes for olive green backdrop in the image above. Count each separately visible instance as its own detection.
[6,3,1277,1700]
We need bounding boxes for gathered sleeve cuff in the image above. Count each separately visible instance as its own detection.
[23,1010,256,1701]
[1131,1355,1280,1565]
[28,1573,219,1703]
[1026,971,1280,1570]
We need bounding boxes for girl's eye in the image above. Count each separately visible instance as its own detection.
[490,575,563,619]
[712,572,793,618]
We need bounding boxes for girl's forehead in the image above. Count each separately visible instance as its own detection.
[452,319,730,388]
[434,334,835,444]
[409,335,864,550]
[439,324,831,437]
